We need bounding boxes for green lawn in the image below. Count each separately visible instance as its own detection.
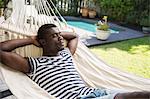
[89,37,150,78]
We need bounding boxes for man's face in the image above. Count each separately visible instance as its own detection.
[44,27,64,51]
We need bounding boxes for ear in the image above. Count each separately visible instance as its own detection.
[39,39,46,46]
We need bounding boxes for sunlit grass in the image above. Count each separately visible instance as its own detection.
[89,37,150,78]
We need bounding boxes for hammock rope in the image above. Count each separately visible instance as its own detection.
[0,0,71,36]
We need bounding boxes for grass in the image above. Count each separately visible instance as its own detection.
[89,37,150,78]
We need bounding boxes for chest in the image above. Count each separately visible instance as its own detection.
[36,53,75,72]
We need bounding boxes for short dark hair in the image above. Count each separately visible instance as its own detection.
[37,24,57,39]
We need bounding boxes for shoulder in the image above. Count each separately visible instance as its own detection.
[27,56,50,75]
[27,57,50,65]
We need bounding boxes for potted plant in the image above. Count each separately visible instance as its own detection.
[88,0,96,18]
[81,0,89,17]
[96,16,111,40]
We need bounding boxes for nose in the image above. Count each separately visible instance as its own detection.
[58,34,63,41]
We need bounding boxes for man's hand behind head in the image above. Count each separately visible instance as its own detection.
[30,36,41,47]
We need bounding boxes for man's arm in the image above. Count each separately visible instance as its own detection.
[0,38,36,73]
[61,32,78,55]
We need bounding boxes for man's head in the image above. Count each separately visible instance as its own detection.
[37,24,64,55]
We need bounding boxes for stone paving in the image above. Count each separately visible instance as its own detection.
[83,23,148,47]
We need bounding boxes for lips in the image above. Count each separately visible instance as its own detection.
[60,39,65,45]
[60,42,64,47]
[57,40,64,50]
[61,41,64,46]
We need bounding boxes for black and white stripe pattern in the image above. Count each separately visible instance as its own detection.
[27,48,95,99]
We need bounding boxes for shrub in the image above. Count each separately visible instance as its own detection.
[0,0,4,8]
[140,16,150,27]
[97,0,150,27]
[98,0,133,21]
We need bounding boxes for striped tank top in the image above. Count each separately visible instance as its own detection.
[27,48,95,99]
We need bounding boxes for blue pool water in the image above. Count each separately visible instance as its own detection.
[67,21,120,34]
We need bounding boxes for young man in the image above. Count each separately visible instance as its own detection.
[0,24,149,99]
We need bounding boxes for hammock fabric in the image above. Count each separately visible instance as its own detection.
[0,30,150,99]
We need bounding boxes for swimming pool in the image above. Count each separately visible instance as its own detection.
[67,21,120,34]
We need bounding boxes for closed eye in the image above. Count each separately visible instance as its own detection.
[52,32,61,38]
[52,33,57,38]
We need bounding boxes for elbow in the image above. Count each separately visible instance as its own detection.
[0,50,4,63]
[0,43,3,60]
[76,34,79,38]
[0,42,3,51]
[0,42,6,51]
[0,43,5,62]
[74,33,79,42]
[76,35,79,42]
[74,32,79,38]
[0,41,12,51]
[74,33,79,41]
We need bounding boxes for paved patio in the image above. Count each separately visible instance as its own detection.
[83,23,149,47]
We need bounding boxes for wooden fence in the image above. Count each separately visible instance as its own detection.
[51,0,84,16]
[2,0,84,16]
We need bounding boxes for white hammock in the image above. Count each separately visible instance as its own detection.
[0,0,71,36]
[0,0,150,99]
